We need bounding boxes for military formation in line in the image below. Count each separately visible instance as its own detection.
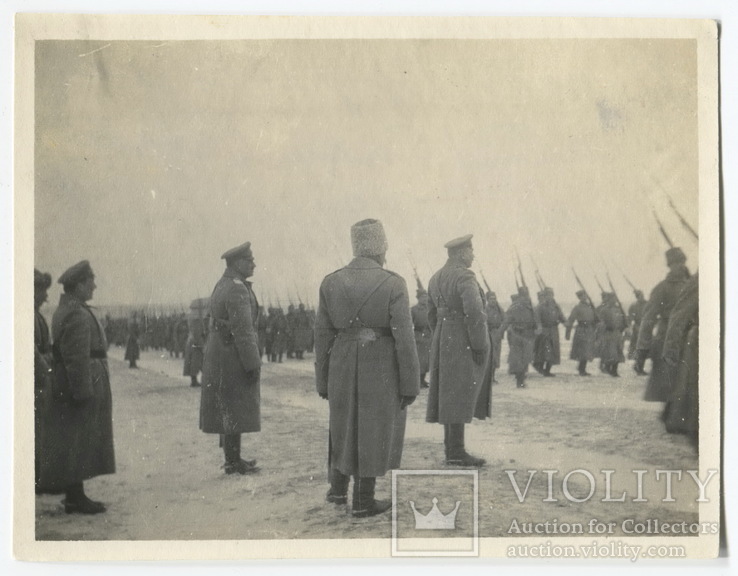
[33,212,699,520]
[102,300,317,387]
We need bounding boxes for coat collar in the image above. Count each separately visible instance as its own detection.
[346,256,382,270]
[58,292,86,309]
[444,257,468,270]
[223,267,251,285]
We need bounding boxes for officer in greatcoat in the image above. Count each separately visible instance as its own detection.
[565,290,598,376]
[315,219,419,518]
[426,234,490,467]
[200,242,261,475]
[39,260,115,514]
[662,273,698,448]
[636,247,690,405]
[34,269,53,493]
[411,288,433,388]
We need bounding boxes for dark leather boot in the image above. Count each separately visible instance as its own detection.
[64,483,106,514]
[351,477,391,518]
[326,468,349,505]
[445,424,485,467]
[223,434,259,474]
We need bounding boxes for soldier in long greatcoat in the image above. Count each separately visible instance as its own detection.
[637,247,690,404]
[598,293,628,377]
[293,303,312,360]
[662,273,698,447]
[34,269,53,493]
[184,298,209,387]
[628,289,648,371]
[426,234,490,467]
[533,287,567,377]
[566,290,598,376]
[200,243,261,475]
[39,261,115,514]
[485,291,505,384]
[500,286,540,388]
[315,219,419,518]
[411,289,433,388]
[124,313,140,368]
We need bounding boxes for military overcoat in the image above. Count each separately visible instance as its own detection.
[485,300,505,369]
[566,302,597,361]
[34,310,52,489]
[315,257,420,478]
[534,300,566,365]
[662,274,698,435]
[638,268,689,402]
[184,299,208,377]
[598,303,627,363]
[39,294,115,491]
[426,259,490,424]
[200,268,261,434]
[501,299,537,374]
[411,301,432,374]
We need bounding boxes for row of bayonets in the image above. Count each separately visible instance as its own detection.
[408,195,698,317]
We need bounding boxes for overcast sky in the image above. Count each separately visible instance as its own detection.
[34,38,699,308]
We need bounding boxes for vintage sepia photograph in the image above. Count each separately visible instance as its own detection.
[13,13,721,562]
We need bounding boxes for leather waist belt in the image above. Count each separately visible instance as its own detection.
[338,326,392,341]
[53,348,107,361]
[437,307,463,319]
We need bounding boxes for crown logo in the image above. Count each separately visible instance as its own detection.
[409,497,461,530]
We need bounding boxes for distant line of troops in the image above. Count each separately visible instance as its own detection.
[33,221,699,519]
[108,301,317,387]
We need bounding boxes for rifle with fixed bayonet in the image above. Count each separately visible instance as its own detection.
[594,275,606,298]
[479,269,492,293]
[514,246,527,289]
[652,208,675,248]
[531,255,547,290]
[665,193,698,241]
[407,250,425,294]
[571,268,595,309]
[605,270,627,320]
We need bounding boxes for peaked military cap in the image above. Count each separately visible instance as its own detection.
[58,260,94,286]
[221,241,253,261]
[665,247,686,266]
[575,289,587,298]
[444,234,473,250]
[34,268,52,290]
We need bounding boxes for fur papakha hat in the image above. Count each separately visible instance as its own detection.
[351,219,388,257]
[34,269,52,290]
